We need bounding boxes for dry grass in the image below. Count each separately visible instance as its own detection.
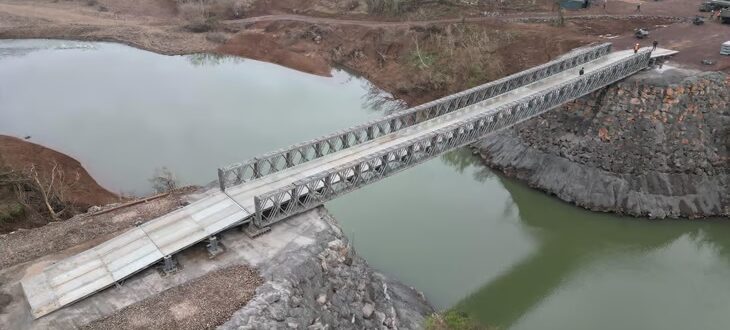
[405,23,511,93]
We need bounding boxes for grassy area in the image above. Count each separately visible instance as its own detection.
[425,310,495,330]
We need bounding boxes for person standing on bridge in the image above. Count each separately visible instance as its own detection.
[634,43,640,54]
[579,67,585,76]
[652,40,658,51]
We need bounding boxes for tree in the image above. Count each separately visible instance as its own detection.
[150,167,178,193]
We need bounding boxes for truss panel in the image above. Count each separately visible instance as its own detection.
[218,43,613,190]
[252,50,651,227]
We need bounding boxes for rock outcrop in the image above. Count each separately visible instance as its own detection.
[219,208,433,329]
[477,69,729,219]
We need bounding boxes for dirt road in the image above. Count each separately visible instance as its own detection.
[225,12,682,27]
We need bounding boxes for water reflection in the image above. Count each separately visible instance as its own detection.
[440,149,494,182]
[0,39,96,59]
[451,157,730,328]
[186,53,245,66]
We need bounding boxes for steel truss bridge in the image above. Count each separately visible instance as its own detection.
[22,43,674,318]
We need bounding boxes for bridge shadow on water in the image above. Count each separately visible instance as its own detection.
[439,149,730,328]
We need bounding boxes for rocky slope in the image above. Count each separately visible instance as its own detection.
[477,68,729,219]
[220,207,433,330]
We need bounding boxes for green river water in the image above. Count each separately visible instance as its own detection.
[1,39,728,329]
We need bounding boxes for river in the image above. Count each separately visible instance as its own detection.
[1,39,729,329]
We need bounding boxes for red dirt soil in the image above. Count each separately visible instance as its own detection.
[0,135,117,207]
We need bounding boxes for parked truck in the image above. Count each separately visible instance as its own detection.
[699,0,730,11]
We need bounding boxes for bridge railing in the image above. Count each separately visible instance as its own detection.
[218,43,613,191]
[251,50,651,227]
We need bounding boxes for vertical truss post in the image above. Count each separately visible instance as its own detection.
[206,236,223,258]
[218,168,225,191]
[285,151,293,167]
[252,160,260,179]
[315,143,323,157]
[162,255,177,275]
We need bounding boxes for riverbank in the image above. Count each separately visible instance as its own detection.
[3,0,724,105]
[0,135,118,233]
[0,188,433,329]
[477,69,729,219]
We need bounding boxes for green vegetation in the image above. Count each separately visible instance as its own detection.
[0,202,24,224]
[425,310,493,330]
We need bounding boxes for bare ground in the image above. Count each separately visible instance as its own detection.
[0,192,181,269]
[84,265,263,330]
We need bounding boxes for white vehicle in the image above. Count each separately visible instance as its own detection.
[721,41,730,56]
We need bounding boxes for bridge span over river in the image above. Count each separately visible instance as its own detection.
[21,43,677,318]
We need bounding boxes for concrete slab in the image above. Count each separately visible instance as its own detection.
[20,191,251,318]
[2,209,330,329]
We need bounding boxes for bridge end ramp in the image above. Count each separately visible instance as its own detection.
[20,227,165,318]
[20,190,250,319]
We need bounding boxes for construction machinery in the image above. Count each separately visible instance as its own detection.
[699,0,730,11]
[693,16,706,25]
[722,8,730,23]
[634,28,649,39]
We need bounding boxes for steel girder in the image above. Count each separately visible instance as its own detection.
[217,43,613,191]
[251,50,651,228]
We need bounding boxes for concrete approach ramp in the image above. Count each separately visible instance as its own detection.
[21,191,248,318]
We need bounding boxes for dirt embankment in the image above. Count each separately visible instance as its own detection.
[0,135,118,233]
[477,69,729,219]
[0,135,117,207]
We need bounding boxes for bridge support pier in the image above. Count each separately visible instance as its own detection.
[162,255,178,275]
[243,223,271,238]
[206,236,224,258]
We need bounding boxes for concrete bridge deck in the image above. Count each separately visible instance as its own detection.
[21,44,664,319]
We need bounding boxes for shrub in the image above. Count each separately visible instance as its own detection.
[205,32,229,43]
[149,167,178,193]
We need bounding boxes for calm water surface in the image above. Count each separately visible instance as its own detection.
[2,39,729,330]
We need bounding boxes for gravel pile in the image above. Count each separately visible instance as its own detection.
[84,265,263,330]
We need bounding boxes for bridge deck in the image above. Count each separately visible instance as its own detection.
[21,47,652,319]
[225,50,635,209]
[649,47,679,59]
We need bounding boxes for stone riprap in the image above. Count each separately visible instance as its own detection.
[219,207,433,330]
[478,69,729,218]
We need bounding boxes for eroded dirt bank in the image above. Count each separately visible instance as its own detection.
[0,135,118,233]
[477,69,729,219]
